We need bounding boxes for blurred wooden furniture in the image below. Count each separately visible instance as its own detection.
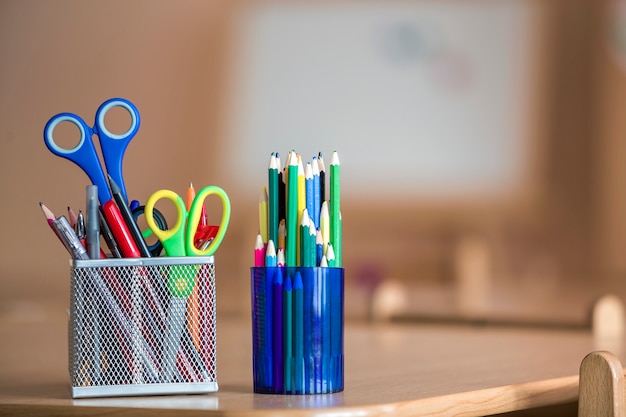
[0,311,619,416]
[578,351,624,417]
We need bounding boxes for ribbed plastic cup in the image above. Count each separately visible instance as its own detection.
[250,267,344,394]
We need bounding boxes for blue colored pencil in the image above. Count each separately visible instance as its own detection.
[264,259,274,388]
[330,268,343,391]
[312,268,324,392]
[283,275,293,392]
[322,268,331,392]
[316,230,324,267]
[272,268,284,391]
[293,271,304,393]
[302,267,313,392]
[265,240,277,267]
[312,156,321,229]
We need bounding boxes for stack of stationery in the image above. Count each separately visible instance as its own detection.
[40,98,226,398]
[251,150,344,395]
[255,150,342,268]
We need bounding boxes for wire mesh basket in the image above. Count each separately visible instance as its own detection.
[68,256,218,398]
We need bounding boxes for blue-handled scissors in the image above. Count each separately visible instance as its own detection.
[144,186,230,382]
[43,98,140,204]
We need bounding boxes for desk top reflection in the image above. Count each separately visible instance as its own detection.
[0,311,607,417]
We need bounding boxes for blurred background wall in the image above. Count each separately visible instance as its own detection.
[1,0,625,324]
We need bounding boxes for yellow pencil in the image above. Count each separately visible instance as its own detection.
[259,187,268,244]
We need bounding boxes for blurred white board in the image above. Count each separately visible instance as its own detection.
[228,1,537,200]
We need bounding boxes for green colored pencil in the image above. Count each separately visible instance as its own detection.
[300,209,312,267]
[286,152,299,266]
[268,153,279,247]
[329,151,341,267]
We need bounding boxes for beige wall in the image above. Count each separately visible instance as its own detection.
[2,0,626,320]
[0,0,249,313]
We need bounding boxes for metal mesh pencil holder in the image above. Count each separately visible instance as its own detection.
[68,256,218,398]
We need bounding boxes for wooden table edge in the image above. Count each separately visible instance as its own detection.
[0,374,582,417]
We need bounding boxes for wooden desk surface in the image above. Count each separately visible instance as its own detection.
[0,310,610,416]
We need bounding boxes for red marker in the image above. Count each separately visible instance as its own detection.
[100,200,141,258]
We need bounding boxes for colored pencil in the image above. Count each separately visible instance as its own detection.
[40,202,63,244]
[68,206,78,229]
[320,201,330,255]
[272,267,284,391]
[318,152,325,206]
[263,265,274,388]
[300,209,312,267]
[297,155,306,225]
[254,233,265,267]
[259,187,268,244]
[316,230,324,267]
[265,239,277,267]
[297,155,305,266]
[312,157,321,229]
[268,153,279,247]
[286,152,298,267]
[293,271,304,393]
[283,275,293,391]
[326,243,336,268]
[277,247,285,267]
[277,153,285,224]
[186,182,201,351]
[277,219,286,252]
[330,151,341,267]
[305,162,314,233]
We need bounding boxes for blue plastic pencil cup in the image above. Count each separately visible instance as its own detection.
[251,266,344,395]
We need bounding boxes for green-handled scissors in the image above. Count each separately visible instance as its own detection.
[144,186,230,382]
[144,185,231,296]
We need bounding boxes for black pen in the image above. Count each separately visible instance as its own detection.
[107,175,151,258]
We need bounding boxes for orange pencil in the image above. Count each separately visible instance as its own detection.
[186,182,202,352]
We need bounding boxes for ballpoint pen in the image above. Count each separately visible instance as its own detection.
[76,210,86,248]
[108,175,151,257]
[52,215,89,260]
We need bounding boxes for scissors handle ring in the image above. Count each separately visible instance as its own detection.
[95,98,140,140]
[132,205,168,256]
[44,114,88,155]
[187,186,231,256]
[145,190,187,256]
